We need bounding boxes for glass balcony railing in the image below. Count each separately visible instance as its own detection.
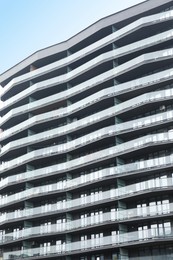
[0,147,172,192]
[1,71,173,143]
[1,28,173,121]
[1,45,173,130]
[3,228,173,259]
[0,176,172,223]
[0,133,172,196]
[1,126,173,175]
[1,62,172,142]
[1,100,173,159]
[0,158,171,208]
[2,9,173,100]
[0,202,171,244]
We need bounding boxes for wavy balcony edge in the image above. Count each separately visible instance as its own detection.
[2,9,173,98]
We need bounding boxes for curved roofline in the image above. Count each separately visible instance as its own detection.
[0,0,172,84]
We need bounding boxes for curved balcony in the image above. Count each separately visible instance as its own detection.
[1,124,173,174]
[2,39,173,116]
[1,138,173,192]
[2,28,173,116]
[0,158,172,208]
[3,228,173,260]
[2,9,173,99]
[2,75,173,143]
[2,44,173,127]
[0,201,171,245]
[0,147,173,192]
[0,176,172,223]
[0,124,119,158]
[1,101,173,158]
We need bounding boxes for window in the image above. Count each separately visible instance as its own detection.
[138,225,148,240]
[91,233,103,248]
[81,235,87,249]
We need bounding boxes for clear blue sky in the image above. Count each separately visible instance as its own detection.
[0,0,145,74]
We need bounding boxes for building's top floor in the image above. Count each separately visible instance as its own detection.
[0,0,172,87]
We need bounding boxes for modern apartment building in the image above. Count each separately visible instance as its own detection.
[0,0,173,259]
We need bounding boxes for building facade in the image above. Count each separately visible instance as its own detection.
[0,0,173,259]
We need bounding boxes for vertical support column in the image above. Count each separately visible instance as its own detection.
[67,66,72,73]
[113,59,118,68]
[24,201,33,209]
[24,220,33,237]
[117,177,127,245]
[112,25,118,71]
[114,97,121,105]
[27,86,36,158]
[65,50,73,257]
[28,96,35,103]
[66,152,72,162]
[112,25,117,33]
[67,82,72,90]
[114,79,119,86]
[115,136,123,146]
[27,129,35,152]
[30,64,37,72]
[28,79,36,118]
[119,248,129,260]
[67,100,72,107]
[116,157,124,167]
[66,191,72,201]
[66,81,72,119]
[24,163,34,234]
[66,234,71,243]
[29,80,34,87]
[66,82,72,130]
[118,198,129,259]
[114,95,123,167]
[25,77,36,235]
[22,241,32,252]
[67,50,72,56]
[114,97,122,128]
[66,172,72,230]
[23,202,34,249]
[67,50,72,73]
[27,96,36,125]
[26,164,35,172]
[66,212,72,223]
[65,190,72,224]
[112,22,121,136]
[65,233,72,258]
[25,182,33,190]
